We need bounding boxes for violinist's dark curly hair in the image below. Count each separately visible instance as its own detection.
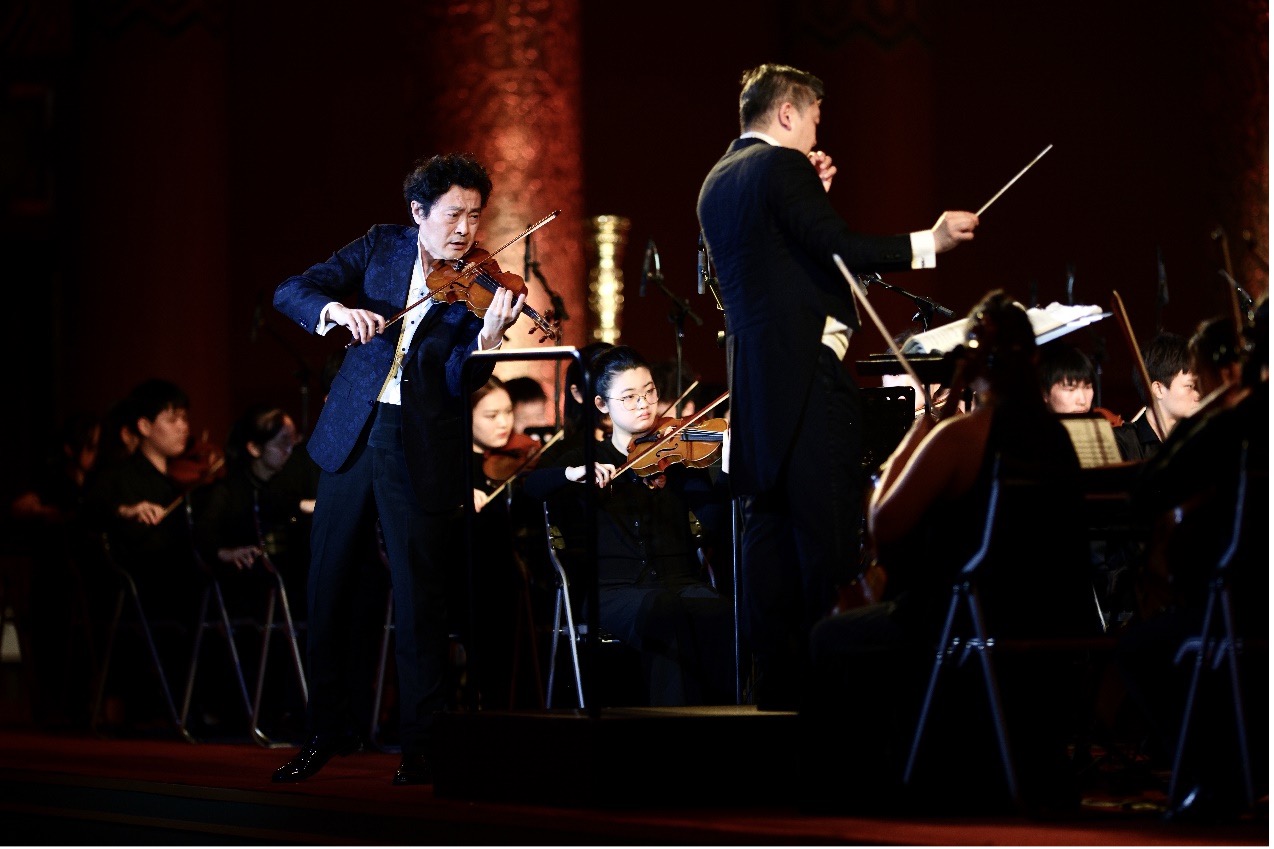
[738,64,824,133]
[402,152,492,218]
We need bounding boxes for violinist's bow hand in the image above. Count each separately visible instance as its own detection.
[332,304,386,345]
[932,211,979,253]
[808,150,837,192]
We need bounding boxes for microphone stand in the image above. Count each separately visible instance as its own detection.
[860,273,954,332]
[526,231,569,427]
[650,268,704,416]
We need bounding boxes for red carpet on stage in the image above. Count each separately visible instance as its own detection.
[0,722,1266,845]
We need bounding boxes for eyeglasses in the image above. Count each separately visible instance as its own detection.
[606,387,659,410]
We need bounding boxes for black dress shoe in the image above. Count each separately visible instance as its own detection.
[393,752,434,786]
[272,732,362,783]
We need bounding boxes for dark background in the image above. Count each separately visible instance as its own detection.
[1,0,1266,496]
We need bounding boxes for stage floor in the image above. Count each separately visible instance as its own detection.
[0,710,1267,846]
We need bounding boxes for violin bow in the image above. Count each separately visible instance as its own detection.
[484,428,565,503]
[353,209,563,344]
[664,379,699,418]
[832,255,933,415]
[976,145,1052,217]
[613,391,729,478]
[1110,290,1165,443]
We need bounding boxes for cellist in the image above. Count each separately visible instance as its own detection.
[806,291,1099,811]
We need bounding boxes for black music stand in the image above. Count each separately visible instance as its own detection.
[461,346,597,715]
[860,386,916,476]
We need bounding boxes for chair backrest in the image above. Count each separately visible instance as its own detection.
[961,454,1099,639]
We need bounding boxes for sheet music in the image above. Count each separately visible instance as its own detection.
[1060,416,1124,468]
[901,302,1105,354]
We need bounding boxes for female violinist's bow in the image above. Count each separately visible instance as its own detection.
[613,391,729,480]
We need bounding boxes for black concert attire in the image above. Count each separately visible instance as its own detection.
[84,450,197,612]
[698,135,932,709]
[1116,383,1269,811]
[523,440,735,706]
[274,224,497,779]
[461,450,542,710]
[193,460,314,616]
[1112,411,1160,461]
[82,450,201,723]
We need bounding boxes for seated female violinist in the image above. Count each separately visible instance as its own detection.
[805,291,1098,812]
[465,377,545,709]
[521,345,735,707]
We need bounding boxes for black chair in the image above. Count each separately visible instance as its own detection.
[1167,441,1263,813]
[542,502,587,708]
[177,498,257,744]
[89,531,186,737]
[903,457,1102,812]
[247,490,308,748]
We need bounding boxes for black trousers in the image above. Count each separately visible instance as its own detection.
[742,345,862,707]
[306,403,452,757]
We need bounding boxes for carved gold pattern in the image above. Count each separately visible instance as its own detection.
[587,215,629,345]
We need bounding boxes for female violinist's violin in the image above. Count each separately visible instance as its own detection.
[613,391,730,489]
[427,246,560,342]
[625,417,728,483]
[482,432,543,485]
[481,429,565,502]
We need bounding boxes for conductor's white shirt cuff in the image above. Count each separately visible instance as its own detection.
[909,230,937,270]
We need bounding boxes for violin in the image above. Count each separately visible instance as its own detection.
[1093,406,1124,428]
[427,245,560,342]
[625,417,728,486]
[345,210,562,349]
[614,391,730,488]
[481,428,565,502]
[483,432,545,485]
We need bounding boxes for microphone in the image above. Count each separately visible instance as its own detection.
[697,234,708,295]
[859,272,883,289]
[524,230,533,280]
[641,239,660,297]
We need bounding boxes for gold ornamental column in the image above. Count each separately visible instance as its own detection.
[586,215,630,344]
[410,1,586,389]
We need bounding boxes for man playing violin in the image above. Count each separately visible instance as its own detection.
[272,152,523,785]
[696,63,980,710]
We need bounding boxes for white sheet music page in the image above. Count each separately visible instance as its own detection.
[900,302,1104,354]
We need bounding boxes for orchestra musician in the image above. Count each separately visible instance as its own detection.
[463,377,541,710]
[522,345,735,707]
[807,291,1098,811]
[1117,299,1268,823]
[696,62,979,709]
[271,153,523,786]
[1112,332,1200,461]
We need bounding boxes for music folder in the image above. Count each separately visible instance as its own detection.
[1057,412,1124,468]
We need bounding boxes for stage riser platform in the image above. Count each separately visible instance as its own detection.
[434,706,801,807]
